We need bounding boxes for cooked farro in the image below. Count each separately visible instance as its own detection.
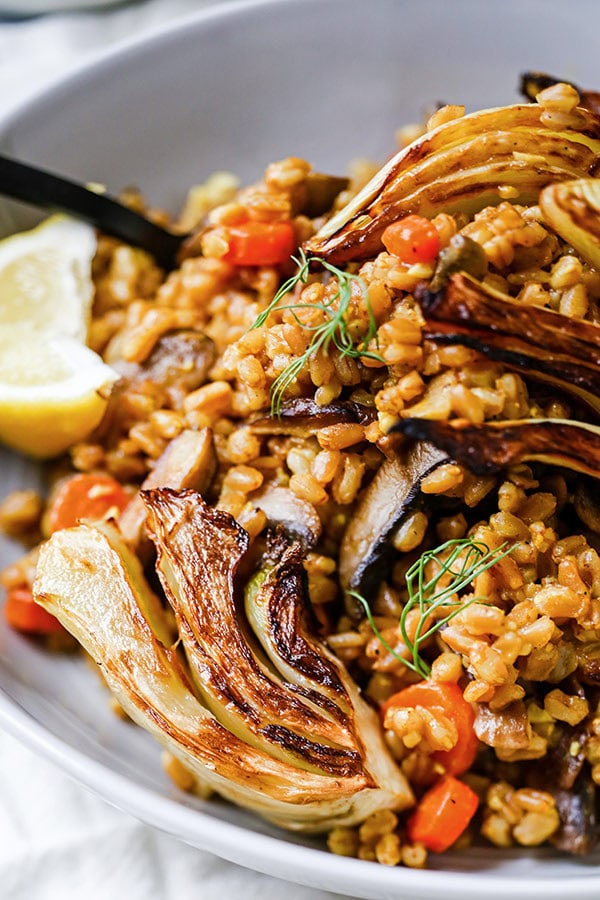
[4,81,600,868]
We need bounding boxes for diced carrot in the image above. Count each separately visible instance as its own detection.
[407,774,479,852]
[381,215,440,264]
[4,586,63,635]
[224,221,296,266]
[45,473,131,535]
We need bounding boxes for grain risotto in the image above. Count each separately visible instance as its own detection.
[4,76,600,867]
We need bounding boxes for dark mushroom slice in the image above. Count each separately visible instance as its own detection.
[249,398,376,436]
[249,484,322,549]
[339,442,449,619]
[394,418,600,480]
[545,719,591,790]
[520,71,600,116]
[419,273,600,416]
[551,779,597,856]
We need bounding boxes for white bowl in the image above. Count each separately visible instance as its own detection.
[2,2,600,898]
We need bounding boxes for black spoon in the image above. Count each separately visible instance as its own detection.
[0,153,184,269]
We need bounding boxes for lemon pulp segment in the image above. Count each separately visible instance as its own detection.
[0,216,118,458]
[0,333,118,459]
[0,215,96,341]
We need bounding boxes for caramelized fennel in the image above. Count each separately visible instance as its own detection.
[33,494,412,832]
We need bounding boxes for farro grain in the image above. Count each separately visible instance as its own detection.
[533,584,587,619]
[332,453,366,505]
[392,511,428,553]
[375,832,402,866]
[222,465,264,493]
[536,82,580,112]
[288,472,329,505]
[327,827,359,858]
[435,513,468,542]
[401,843,427,868]
[559,283,589,318]
[317,423,366,451]
[481,812,513,847]
[544,689,589,725]
[0,490,42,539]
[512,809,559,846]
[162,751,197,792]
[426,104,465,130]
[420,464,464,495]
[184,381,233,417]
[430,651,463,683]
[358,809,398,844]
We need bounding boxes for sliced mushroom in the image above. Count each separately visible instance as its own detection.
[420,273,600,415]
[552,780,597,855]
[394,418,600,481]
[249,484,322,549]
[118,428,216,552]
[306,103,600,264]
[249,399,376,436]
[473,701,531,750]
[109,330,215,409]
[339,442,449,618]
[546,720,590,790]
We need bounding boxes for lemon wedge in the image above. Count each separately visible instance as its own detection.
[0,329,118,459]
[0,215,96,341]
[0,215,118,458]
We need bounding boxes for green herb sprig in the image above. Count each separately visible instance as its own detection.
[350,536,511,679]
[251,249,383,416]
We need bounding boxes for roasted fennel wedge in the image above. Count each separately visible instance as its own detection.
[420,273,600,415]
[306,102,600,264]
[540,178,600,270]
[33,494,411,832]
[393,418,600,479]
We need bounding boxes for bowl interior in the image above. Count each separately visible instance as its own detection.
[2,1,600,897]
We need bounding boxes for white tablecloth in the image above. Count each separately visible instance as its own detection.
[0,3,346,898]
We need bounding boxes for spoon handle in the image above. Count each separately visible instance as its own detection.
[0,153,183,268]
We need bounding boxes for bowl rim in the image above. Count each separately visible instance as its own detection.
[2,0,600,896]
[3,686,600,900]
